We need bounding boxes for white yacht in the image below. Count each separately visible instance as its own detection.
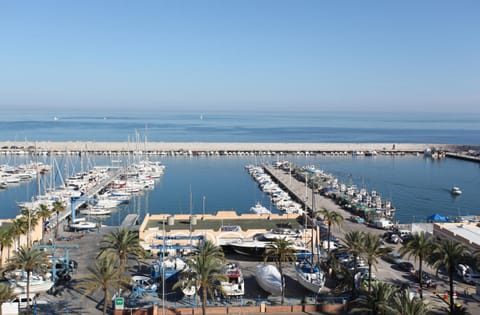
[250,202,271,215]
[451,186,462,195]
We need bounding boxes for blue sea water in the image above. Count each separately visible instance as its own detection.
[1,154,479,225]
[0,110,479,225]
[1,110,480,144]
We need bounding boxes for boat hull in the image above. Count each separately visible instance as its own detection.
[255,264,282,296]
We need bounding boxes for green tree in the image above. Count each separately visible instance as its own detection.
[174,240,226,315]
[0,229,13,269]
[52,200,65,239]
[97,228,145,269]
[11,218,28,249]
[317,207,344,256]
[263,237,297,304]
[429,239,470,315]
[7,245,49,311]
[352,281,397,315]
[329,256,355,295]
[392,289,430,315]
[79,256,129,315]
[341,231,365,297]
[37,204,52,242]
[361,233,389,294]
[399,231,432,299]
[0,282,14,315]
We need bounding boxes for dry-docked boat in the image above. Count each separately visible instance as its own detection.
[295,259,325,294]
[255,264,282,296]
[221,262,244,297]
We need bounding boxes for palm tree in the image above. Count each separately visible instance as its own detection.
[174,240,226,315]
[352,281,397,315]
[52,200,65,239]
[399,231,432,298]
[317,207,344,256]
[429,239,470,314]
[18,209,39,246]
[329,257,355,296]
[7,245,49,311]
[391,289,430,315]
[361,232,389,294]
[0,282,14,315]
[11,217,28,249]
[37,204,52,242]
[79,256,129,315]
[263,237,297,304]
[341,231,365,297]
[97,228,145,269]
[0,229,13,268]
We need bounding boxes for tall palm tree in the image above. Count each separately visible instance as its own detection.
[18,209,39,246]
[399,231,432,298]
[174,240,226,315]
[52,200,65,239]
[37,204,52,242]
[317,207,344,256]
[97,228,145,269]
[7,245,49,311]
[79,256,129,315]
[361,233,389,294]
[11,218,28,249]
[429,239,470,314]
[0,229,13,268]
[263,237,297,304]
[352,281,397,315]
[391,289,430,315]
[0,282,14,315]
[341,231,365,297]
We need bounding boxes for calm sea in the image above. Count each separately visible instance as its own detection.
[1,110,480,144]
[1,154,479,225]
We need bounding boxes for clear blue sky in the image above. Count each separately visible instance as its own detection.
[0,0,479,112]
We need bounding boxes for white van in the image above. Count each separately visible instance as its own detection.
[11,294,36,309]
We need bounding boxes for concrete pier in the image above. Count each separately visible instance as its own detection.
[0,141,466,156]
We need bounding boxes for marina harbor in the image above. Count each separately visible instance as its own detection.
[0,145,479,315]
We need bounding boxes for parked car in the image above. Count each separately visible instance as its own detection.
[396,261,415,273]
[349,216,365,224]
[415,271,434,287]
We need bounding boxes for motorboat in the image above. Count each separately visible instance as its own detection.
[228,238,268,257]
[131,275,157,293]
[295,259,325,294]
[250,202,271,215]
[255,264,282,296]
[221,262,244,297]
[69,218,97,231]
[80,207,112,216]
[150,256,186,280]
[262,227,302,241]
[8,272,54,295]
[451,186,462,195]
[227,237,309,259]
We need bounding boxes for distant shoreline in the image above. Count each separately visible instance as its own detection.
[0,141,475,153]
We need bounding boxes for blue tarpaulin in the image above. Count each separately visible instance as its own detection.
[427,213,448,222]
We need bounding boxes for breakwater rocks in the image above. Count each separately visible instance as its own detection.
[0,141,468,157]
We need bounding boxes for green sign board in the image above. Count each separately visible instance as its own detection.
[115,297,124,309]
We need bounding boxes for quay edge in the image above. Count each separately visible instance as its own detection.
[0,141,474,155]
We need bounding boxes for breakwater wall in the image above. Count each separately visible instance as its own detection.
[0,141,464,156]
